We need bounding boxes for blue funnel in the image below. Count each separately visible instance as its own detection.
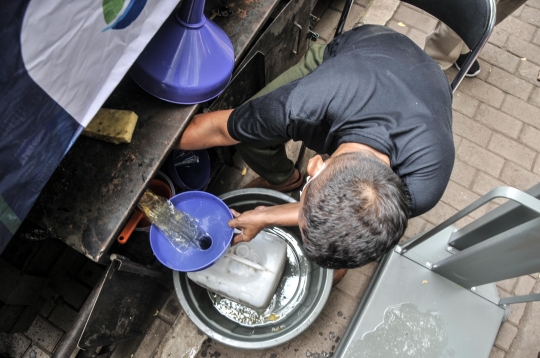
[149,191,234,272]
[130,0,235,104]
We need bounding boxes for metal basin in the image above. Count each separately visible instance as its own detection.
[173,188,333,349]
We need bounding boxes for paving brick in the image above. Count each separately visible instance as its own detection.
[0,333,31,358]
[487,66,534,100]
[453,133,463,150]
[441,181,480,212]
[422,221,436,232]
[475,59,492,81]
[312,0,332,19]
[154,312,207,358]
[401,216,428,241]
[48,302,77,332]
[515,275,537,296]
[357,261,377,278]
[278,313,350,358]
[501,95,540,130]
[157,292,181,326]
[509,300,540,358]
[497,278,517,293]
[479,42,521,73]
[497,15,537,42]
[528,0,540,10]
[421,200,457,226]
[22,345,51,358]
[392,5,437,33]
[506,35,540,67]
[38,288,59,319]
[471,171,508,206]
[321,286,361,322]
[516,57,540,87]
[534,28,540,45]
[353,0,370,6]
[520,125,540,152]
[313,8,341,41]
[500,161,540,191]
[452,111,492,147]
[488,133,536,170]
[489,27,510,47]
[457,139,505,177]
[508,302,527,326]
[489,346,506,358]
[495,322,518,351]
[513,3,526,17]
[49,273,90,310]
[452,91,480,118]
[531,87,540,107]
[24,315,63,353]
[457,77,506,108]
[386,19,409,35]
[76,260,105,289]
[534,155,540,176]
[520,5,540,27]
[133,317,171,358]
[343,4,366,31]
[334,268,371,299]
[476,104,523,139]
[406,27,428,49]
[450,159,476,188]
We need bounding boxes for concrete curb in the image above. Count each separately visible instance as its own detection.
[360,0,399,26]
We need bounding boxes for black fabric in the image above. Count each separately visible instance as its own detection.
[228,25,454,216]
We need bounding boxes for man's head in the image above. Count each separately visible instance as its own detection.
[299,151,410,269]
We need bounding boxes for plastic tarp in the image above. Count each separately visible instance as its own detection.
[0,0,180,252]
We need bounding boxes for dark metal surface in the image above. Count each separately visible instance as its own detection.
[27,0,284,263]
[78,256,164,348]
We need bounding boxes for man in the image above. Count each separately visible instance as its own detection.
[178,25,454,270]
[424,0,528,77]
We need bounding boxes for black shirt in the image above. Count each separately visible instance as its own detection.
[227,25,454,217]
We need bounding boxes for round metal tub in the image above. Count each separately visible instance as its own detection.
[173,188,333,349]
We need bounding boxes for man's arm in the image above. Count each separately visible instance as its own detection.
[177,109,239,150]
[228,202,301,244]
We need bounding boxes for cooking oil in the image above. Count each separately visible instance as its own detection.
[137,189,212,251]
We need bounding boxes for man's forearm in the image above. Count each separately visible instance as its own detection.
[258,202,302,227]
[177,109,239,150]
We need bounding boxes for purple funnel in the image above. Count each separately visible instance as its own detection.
[130,0,235,104]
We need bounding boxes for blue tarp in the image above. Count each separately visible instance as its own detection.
[0,0,179,252]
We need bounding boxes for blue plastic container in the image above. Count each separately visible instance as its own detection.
[165,149,210,191]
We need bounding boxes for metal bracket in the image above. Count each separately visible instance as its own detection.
[292,22,303,55]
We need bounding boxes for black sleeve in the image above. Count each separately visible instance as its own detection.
[227,81,300,143]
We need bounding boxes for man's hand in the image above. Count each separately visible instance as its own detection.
[228,202,302,245]
[229,206,269,245]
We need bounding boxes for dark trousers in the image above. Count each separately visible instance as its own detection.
[234,44,326,185]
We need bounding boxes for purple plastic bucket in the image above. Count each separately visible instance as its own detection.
[149,191,234,272]
[165,149,211,191]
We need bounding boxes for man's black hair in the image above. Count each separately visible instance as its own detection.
[300,152,410,269]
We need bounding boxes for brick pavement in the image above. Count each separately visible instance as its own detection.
[2,0,539,357]
[385,2,540,357]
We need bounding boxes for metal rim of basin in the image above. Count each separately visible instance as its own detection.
[173,188,334,349]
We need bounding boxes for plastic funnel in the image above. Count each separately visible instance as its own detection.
[165,149,210,191]
[150,191,233,271]
[130,0,234,104]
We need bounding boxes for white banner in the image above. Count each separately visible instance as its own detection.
[21,0,180,127]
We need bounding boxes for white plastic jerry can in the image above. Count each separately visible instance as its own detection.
[187,230,288,310]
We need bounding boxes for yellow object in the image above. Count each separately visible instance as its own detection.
[83,108,138,144]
